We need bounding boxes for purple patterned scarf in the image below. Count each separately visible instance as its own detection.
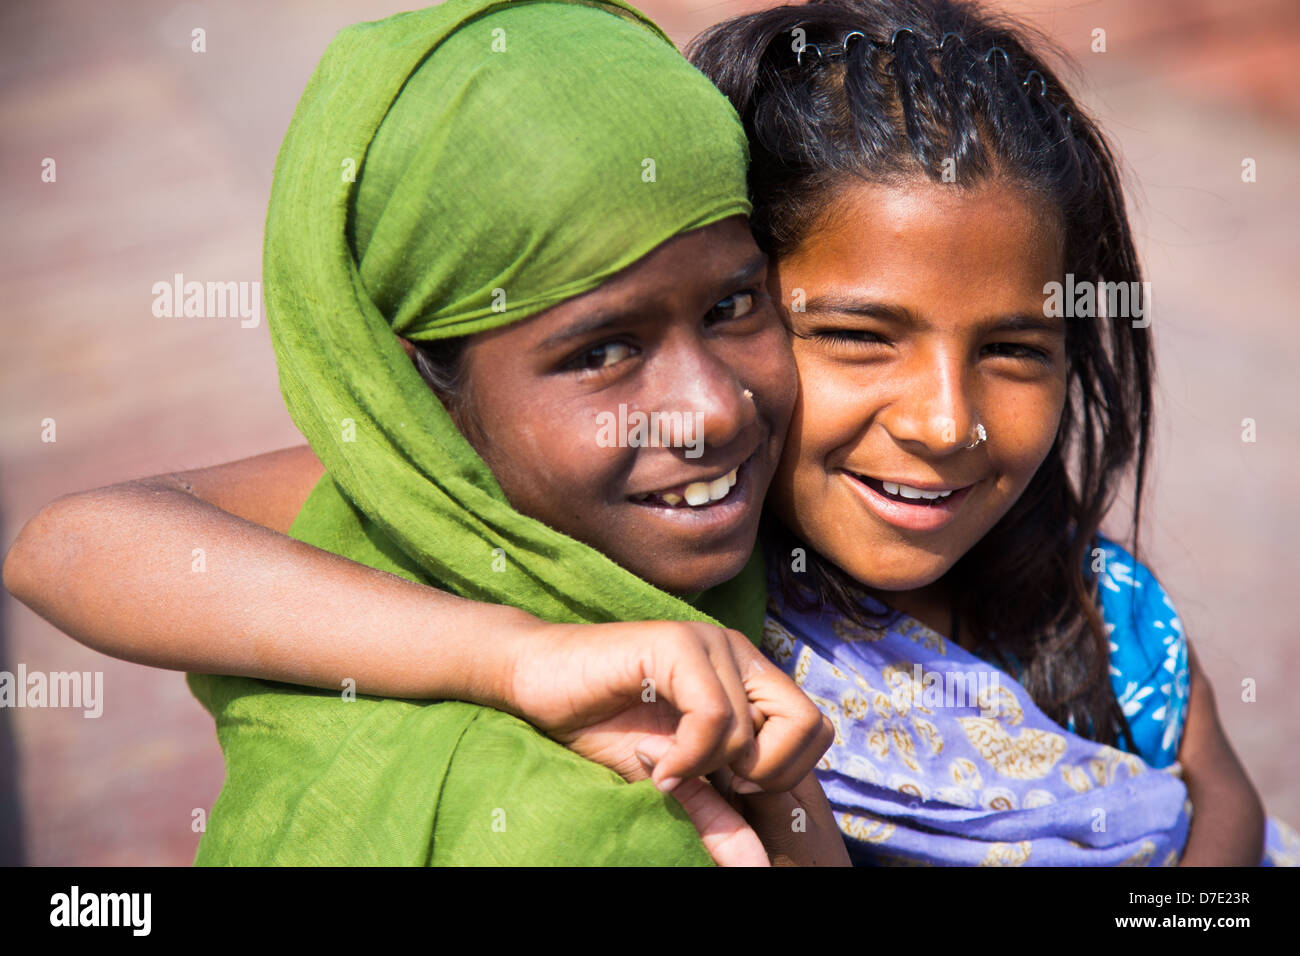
[762,584,1193,866]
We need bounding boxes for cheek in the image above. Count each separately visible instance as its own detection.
[710,320,798,439]
[478,395,625,522]
[454,353,624,529]
[985,377,1066,486]
[754,324,799,422]
[775,352,868,496]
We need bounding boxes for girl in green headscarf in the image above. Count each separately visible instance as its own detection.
[209,0,828,864]
[2,0,850,865]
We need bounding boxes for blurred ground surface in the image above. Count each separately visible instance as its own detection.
[1,0,1296,864]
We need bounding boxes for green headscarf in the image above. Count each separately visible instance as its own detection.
[189,0,765,865]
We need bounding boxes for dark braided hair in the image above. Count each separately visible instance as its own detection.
[689,0,1153,749]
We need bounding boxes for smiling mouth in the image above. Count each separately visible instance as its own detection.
[855,476,964,506]
[843,470,978,533]
[630,465,740,509]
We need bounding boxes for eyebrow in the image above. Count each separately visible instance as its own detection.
[537,252,769,350]
[803,297,1064,335]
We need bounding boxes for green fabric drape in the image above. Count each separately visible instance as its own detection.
[189,0,765,865]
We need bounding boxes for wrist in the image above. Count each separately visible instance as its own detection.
[462,604,547,717]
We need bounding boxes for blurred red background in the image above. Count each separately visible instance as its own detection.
[2,0,1296,864]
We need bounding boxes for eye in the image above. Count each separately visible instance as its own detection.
[705,290,757,324]
[565,341,636,373]
[809,328,888,348]
[982,342,1050,362]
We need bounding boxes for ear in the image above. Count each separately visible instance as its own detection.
[397,336,417,361]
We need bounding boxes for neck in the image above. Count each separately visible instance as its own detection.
[862,579,953,639]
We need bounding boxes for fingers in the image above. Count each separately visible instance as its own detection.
[527,618,826,796]
[668,777,770,867]
[697,627,760,763]
[640,625,754,789]
[639,752,769,867]
[723,630,834,791]
[633,734,674,785]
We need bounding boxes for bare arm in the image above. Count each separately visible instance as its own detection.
[2,446,524,705]
[2,447,833,802]
[1175,642,1265,866]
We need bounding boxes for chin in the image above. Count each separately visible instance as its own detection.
[859,572,944,593]
[839,548,957,594]
[634,549,752,598]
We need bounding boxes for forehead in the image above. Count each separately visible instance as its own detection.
[785,178,1064,308]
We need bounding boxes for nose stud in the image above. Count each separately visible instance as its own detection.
[742,388,754,401]
[965,423,987,449]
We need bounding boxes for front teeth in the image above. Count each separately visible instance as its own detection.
[882,480,953,501]
[678,467,739,508]
[683,483,711,506]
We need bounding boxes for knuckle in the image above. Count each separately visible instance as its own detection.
[726,722,754,752]
[696,700,734,730]
[700,625,730,654]
[797,697,823,727]
[668,621,698,644]
[665,622,706,657]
